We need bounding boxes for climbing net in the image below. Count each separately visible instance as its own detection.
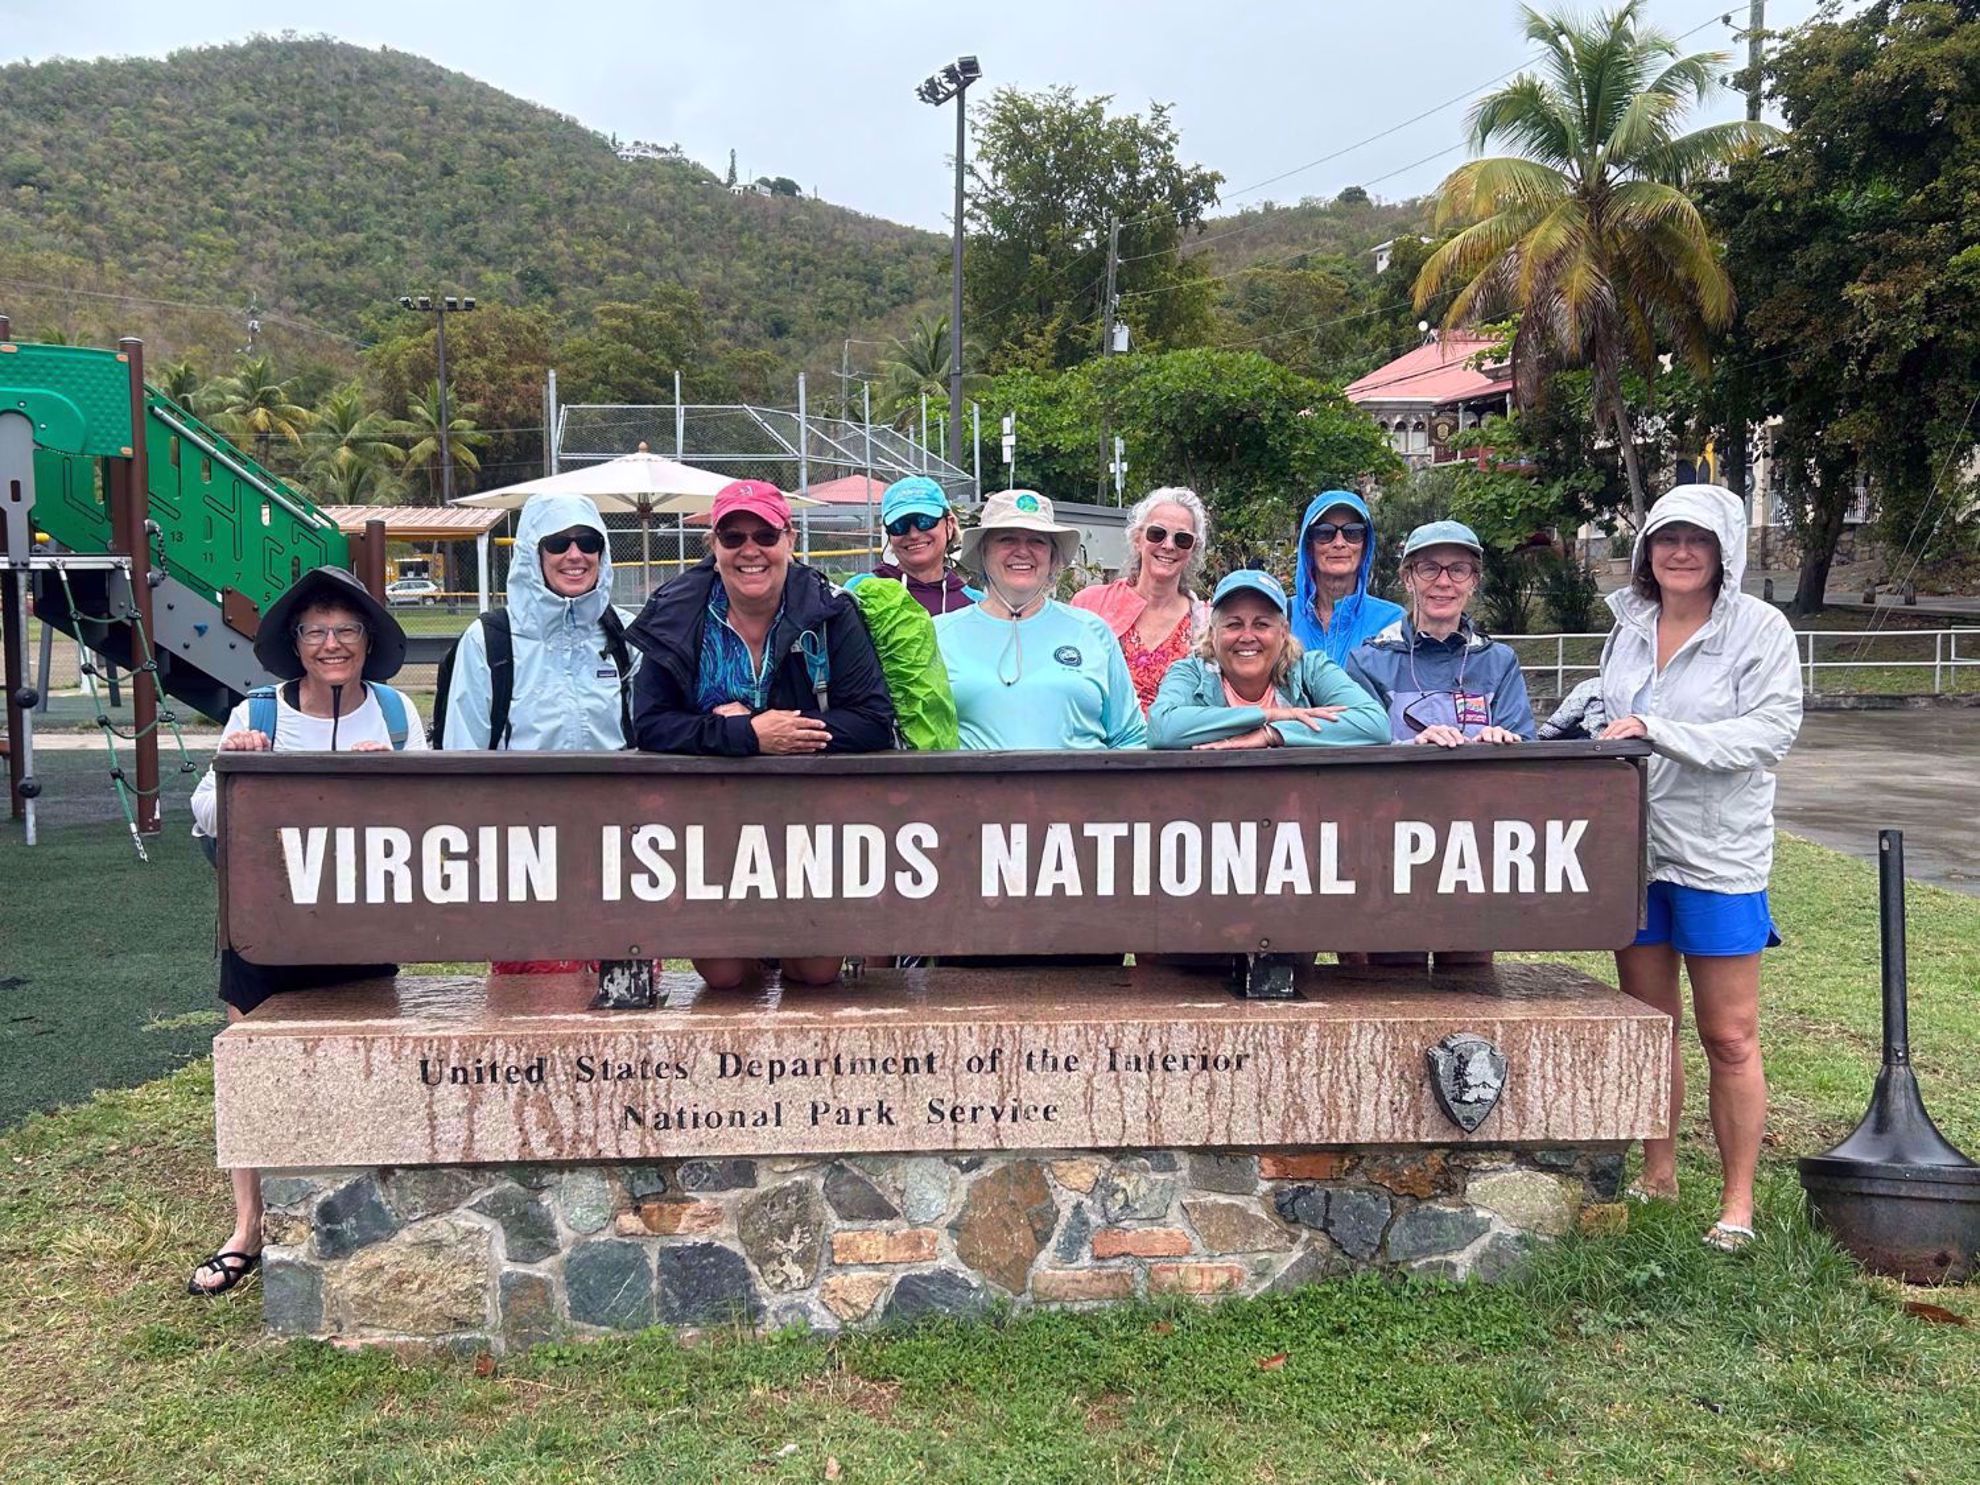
[49,561,199,861]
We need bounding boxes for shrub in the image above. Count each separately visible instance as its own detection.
[1540,553,1604,632]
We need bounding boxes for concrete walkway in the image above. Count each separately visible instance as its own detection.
[1773,710,1980,896]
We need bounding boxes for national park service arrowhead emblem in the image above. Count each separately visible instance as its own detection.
[1426,1032,1508,1133]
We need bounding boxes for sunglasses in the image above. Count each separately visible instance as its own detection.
[885,512,945,537]
[1308,522,1367,547]
[540,530,605,556]
[1143,525,1197,550]
[715,524,785,551]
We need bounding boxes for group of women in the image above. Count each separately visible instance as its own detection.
[185,471,1799,1293]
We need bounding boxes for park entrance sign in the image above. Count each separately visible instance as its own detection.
[209,744,1671,1341]
[215,744,1647,963]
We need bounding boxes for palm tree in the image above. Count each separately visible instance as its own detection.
[392,381,488,503]
[876,315,983,431]
[155,360,204,412]
[1413,2,1777,523]
[305,383,405,503]
[205,356,314,467]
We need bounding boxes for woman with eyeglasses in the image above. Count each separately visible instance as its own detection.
[1344,521,1534,748]
[186,566,423,1297]
[1595,485,1802,1254]
[871,475,981,615]
[627,480,896,987]
[1072,486,1211,712]
[1290,490,1406,667]
[439,493,637,751]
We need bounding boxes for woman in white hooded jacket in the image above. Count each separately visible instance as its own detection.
[1597,484,1802,1252]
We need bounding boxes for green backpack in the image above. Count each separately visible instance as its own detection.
[845,574,960,751]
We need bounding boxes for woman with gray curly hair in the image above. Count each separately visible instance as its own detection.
[1072,485,1212,712]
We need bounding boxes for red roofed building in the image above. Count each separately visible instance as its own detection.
[1344,332,1513,469]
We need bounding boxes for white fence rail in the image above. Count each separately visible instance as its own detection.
[1506,628,1980,698]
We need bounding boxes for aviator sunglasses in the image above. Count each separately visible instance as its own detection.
[1307,521,1367,547]
[715,524,785,551]
[885,512,946,537]
[1143,524,1197,550]
[539,529,606,556]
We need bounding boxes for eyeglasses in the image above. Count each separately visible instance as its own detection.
[715,524,785,551]
[295,622,366,647]
[1308,522,1367,547]
[540,529,605,556]
[1143,524,1197,550]
[1407,559,1480,583]
[885,512,945,537]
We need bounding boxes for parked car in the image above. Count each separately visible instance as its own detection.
[385,578,441,607]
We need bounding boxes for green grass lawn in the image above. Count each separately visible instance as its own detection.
[1,830,1977,1480]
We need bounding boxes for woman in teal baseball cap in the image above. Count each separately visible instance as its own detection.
[872,476,980,616]
[1149,569,1388,750]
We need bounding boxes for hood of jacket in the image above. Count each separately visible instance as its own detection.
[508,494,615,636]
[1607,483,1748,630]
[1291,489,1381,651]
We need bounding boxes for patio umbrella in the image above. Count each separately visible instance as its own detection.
[452,444,816,579]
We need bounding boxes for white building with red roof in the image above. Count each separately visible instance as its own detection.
[1344,331,1513,469]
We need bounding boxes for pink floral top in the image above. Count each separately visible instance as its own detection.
[1124,612,1195,714]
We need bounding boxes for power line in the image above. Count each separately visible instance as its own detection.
[0,276,366,349]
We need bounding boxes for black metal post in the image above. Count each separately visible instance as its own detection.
[1879,829,1909,1066]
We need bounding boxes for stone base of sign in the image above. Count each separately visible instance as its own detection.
[257,1143,1629,1349]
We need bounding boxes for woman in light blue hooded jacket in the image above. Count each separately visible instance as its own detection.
[1289,490,1405,667]
[441,492,639,751]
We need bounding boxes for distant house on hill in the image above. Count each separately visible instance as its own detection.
[1345,331,1513,469]
[615,140,683,163]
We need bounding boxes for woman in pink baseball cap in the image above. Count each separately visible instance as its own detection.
[624,479,896,989]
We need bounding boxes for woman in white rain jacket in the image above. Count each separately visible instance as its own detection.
[1598,484,1802,1252]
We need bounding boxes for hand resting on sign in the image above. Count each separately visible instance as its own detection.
[1415,723,1523,748]
[750,709,832,755]
[1599,714,1649,741]
[220,729,272,752]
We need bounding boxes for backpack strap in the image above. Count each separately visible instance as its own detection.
[246,685,278,743]
[795,627,831,711]
[482,609,515,748]
[596,606,634,748]
[370,683,410,751]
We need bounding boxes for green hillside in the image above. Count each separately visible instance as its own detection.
[0,37,946,377]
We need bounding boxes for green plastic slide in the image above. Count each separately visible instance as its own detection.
[845,575,959,752]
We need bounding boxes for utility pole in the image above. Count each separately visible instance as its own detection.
[398,294,478,502]
[1746,0,1765,121]
[916,56,982,472]
[1099,214,1121,500]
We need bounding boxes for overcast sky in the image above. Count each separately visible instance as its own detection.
[10,0,1826,231]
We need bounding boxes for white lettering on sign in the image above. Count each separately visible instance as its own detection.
[273,816,1596,910]
[280,826,328,905]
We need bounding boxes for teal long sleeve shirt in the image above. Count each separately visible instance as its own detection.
[1148,653,1390,750]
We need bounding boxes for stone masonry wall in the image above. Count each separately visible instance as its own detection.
[260,1145,1628,1351]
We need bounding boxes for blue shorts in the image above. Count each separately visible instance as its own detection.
[1633,881,1780,957]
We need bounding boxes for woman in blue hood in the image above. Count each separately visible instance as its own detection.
[439,492,635,751]
[1290,490,1405,666]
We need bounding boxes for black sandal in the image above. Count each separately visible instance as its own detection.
[187,1249,261,1296]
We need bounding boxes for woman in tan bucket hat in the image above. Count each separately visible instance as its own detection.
[934,490,1145,750]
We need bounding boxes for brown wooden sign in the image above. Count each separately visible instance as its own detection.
[216,743,1648,965]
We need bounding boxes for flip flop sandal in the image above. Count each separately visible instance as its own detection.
[1702,1222,1755,1253]
[187,1249,261,1296]
[1624,1182,1677,1205]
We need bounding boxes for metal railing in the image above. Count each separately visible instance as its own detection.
[1505,628,1980,699]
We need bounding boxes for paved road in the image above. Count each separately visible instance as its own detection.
[1773,710,1980,896]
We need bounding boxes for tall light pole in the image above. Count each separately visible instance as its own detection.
[917,54,981,473]
[397,293,477,502]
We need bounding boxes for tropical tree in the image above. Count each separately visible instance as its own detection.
[304,382,405,504]
[205,355,314,466]
[154,359,204,412]
[876,315,984,428]
[1413,1,1778,524]
[393,381,488,501]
